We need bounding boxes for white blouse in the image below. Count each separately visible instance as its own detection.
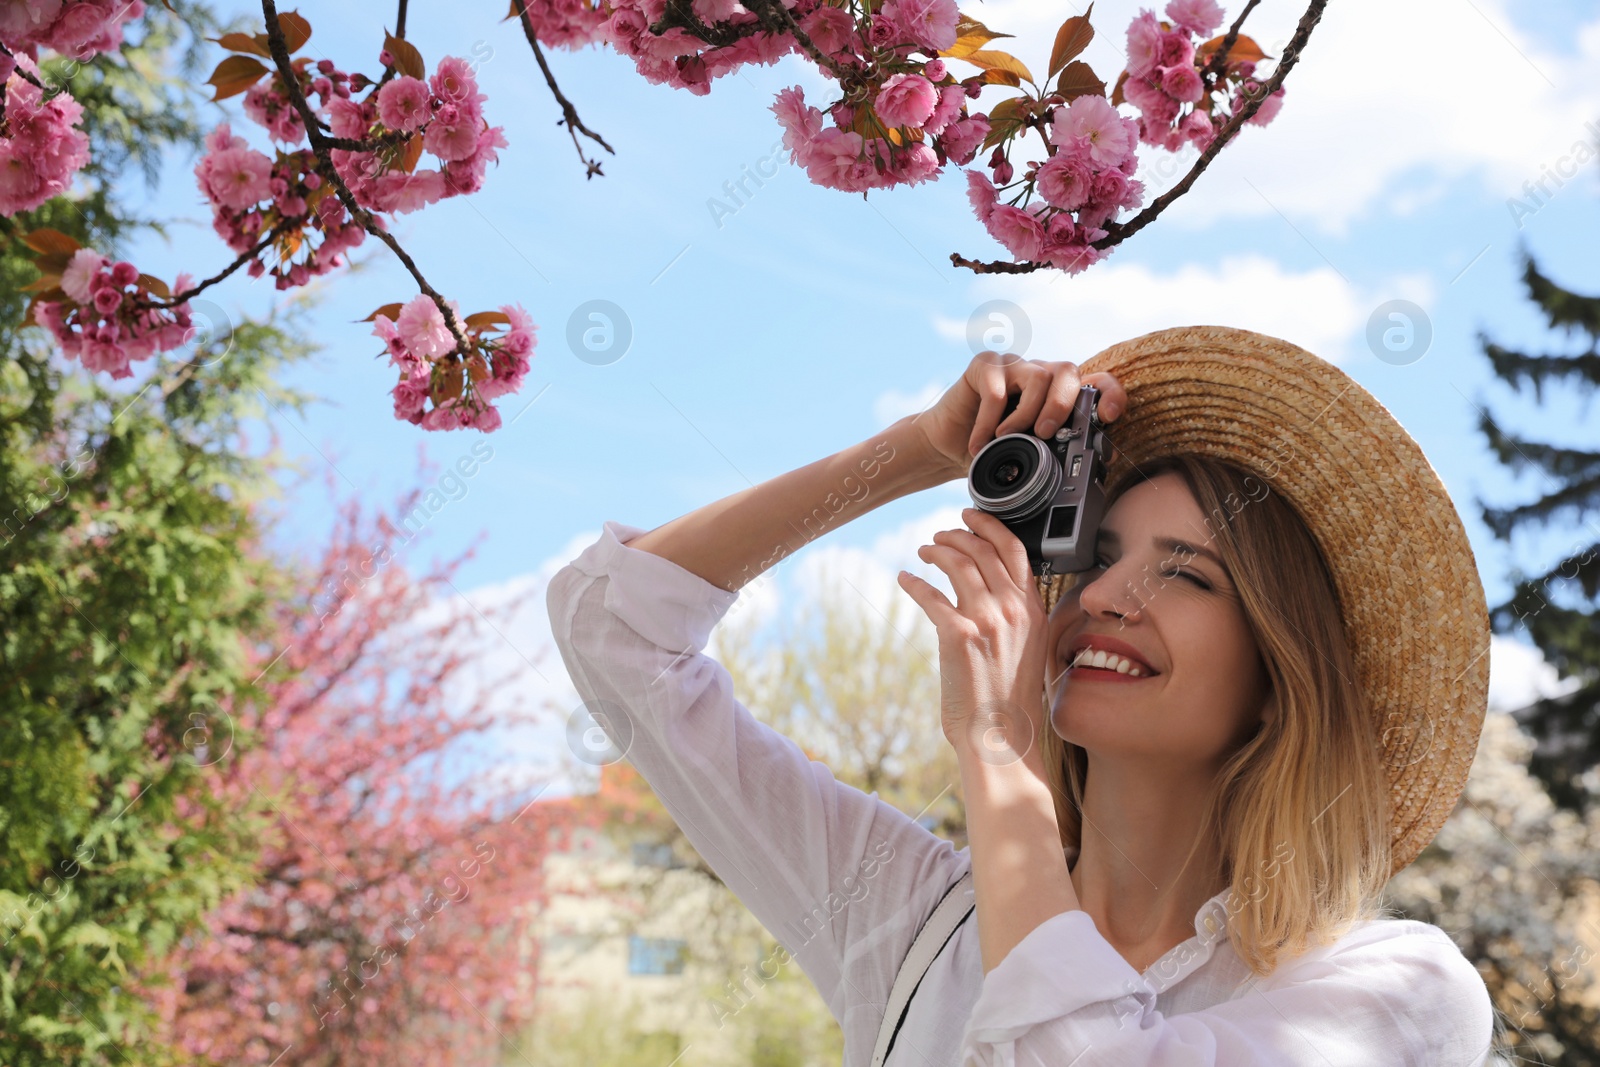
[545,520,1497,1067]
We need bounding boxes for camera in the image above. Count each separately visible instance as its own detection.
[966,385,1112,577]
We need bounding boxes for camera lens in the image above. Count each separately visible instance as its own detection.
[968,435,1061,520]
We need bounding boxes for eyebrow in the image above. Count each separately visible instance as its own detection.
[1098,528,1226,570]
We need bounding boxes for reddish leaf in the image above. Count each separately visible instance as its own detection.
[208,55,269,101]
[980,96,1029,152]
[1048,3,1095,78]
[464,311,512,329]
[430,363,464,404]
[939,13,1015,60]
[22,228,82,257]
[956,49,1034,85]
[138,274,172,299]
[978,68,1023,88]
[20,274,63,293]
[1198,32,1269,66]
[359,302,405,323]
[1055,60,1105,102]
[1111,68,1129,107]
[278,10,313,53]
[398,134,423,174]
[210,32,272,57]
[466,353,490,382]
[383,31,426,81]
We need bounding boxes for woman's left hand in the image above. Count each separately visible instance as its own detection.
[897,508,1051,773]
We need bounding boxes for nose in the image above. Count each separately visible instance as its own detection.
[1074,556,1146,624]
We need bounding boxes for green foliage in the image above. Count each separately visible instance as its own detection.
[0,5,322,1064]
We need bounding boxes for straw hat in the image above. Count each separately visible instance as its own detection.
[1033,325,1489,878]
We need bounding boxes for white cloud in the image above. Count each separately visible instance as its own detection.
[945,0,1600,236]
[1487,634,1584,713]
[932,254,1430,367]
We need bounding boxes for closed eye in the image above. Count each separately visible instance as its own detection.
[1098,553,1211,591]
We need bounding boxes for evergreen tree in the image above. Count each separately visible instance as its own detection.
[1474,242,1600,815]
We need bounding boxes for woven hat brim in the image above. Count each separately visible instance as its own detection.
[1036,326,1489,878]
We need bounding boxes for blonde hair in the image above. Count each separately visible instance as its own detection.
[1037,453,1393,977]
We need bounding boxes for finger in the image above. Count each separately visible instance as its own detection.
[1081,370,1127,423]
[897,568,960,629]
[960,508,1034,592]
[917,541,991,614]
[967,352,1020,457]
[993,361,1054,438]
[933,526,1013,602]
[1033,361,1083,438]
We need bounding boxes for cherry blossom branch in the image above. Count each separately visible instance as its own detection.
[650,0,746,47]
[511,0,614,179]
[0,39,45,90]
[950,0,1328,275]
[743,0,854,81]
[1199,0,1261,85]
[260,0,469,352]
[142,221,294,309]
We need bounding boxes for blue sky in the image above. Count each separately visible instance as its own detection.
[114,0,1600,793]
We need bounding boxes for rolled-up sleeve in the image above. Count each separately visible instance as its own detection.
[544,521,969,1032]
[960,911,1494,1066]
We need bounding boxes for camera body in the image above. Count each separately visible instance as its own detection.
[966,385,1112,577]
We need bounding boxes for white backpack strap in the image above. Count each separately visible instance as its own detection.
[870,869,975,1067]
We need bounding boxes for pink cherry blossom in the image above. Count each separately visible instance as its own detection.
[1051,95,1137,169]
[1035,154,1095,211]
[1165,0,1224,37]
[965,169,999,223]
[1157,28,1195,68]
[985,204,1045,261]
[0,54,91,216]
[1126,10,1164,79]
[882,0,959,53]
[376,76,431,133]
[875,73,938,129]
[197,145,275,211]
[937,114,990,166]
[61,247,106,303]
[396,295,456,360]
[1160,64,1204,103]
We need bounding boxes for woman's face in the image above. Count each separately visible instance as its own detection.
[1044,472,1273,771]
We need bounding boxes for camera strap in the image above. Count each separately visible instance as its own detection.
[870,869,975,1067]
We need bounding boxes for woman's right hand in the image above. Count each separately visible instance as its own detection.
[912,352,1128,480]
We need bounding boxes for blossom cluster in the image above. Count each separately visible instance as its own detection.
[194,45,507,294]
[373,296,537,433]
[1121,0,1285,153]
[0,0,144,59]
[331,56,509,206]
[515,0,608,51]
[606,0,989,193]
[966,92,1145,274]
[193,122,365,290]
[32,246,196,379]
[0,53,91,215]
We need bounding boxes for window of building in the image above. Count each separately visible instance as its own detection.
[628,936,688,976]
[631,841,679,869]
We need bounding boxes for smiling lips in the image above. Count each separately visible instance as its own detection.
[1067,648,1153,680]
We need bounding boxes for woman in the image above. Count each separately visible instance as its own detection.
[546,326,1497,1065]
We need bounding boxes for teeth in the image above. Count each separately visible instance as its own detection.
[1070,647,1149,677]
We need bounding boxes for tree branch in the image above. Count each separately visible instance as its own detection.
[952,0,1328,275]
[512,0,615,179]
[260,0,469,352]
